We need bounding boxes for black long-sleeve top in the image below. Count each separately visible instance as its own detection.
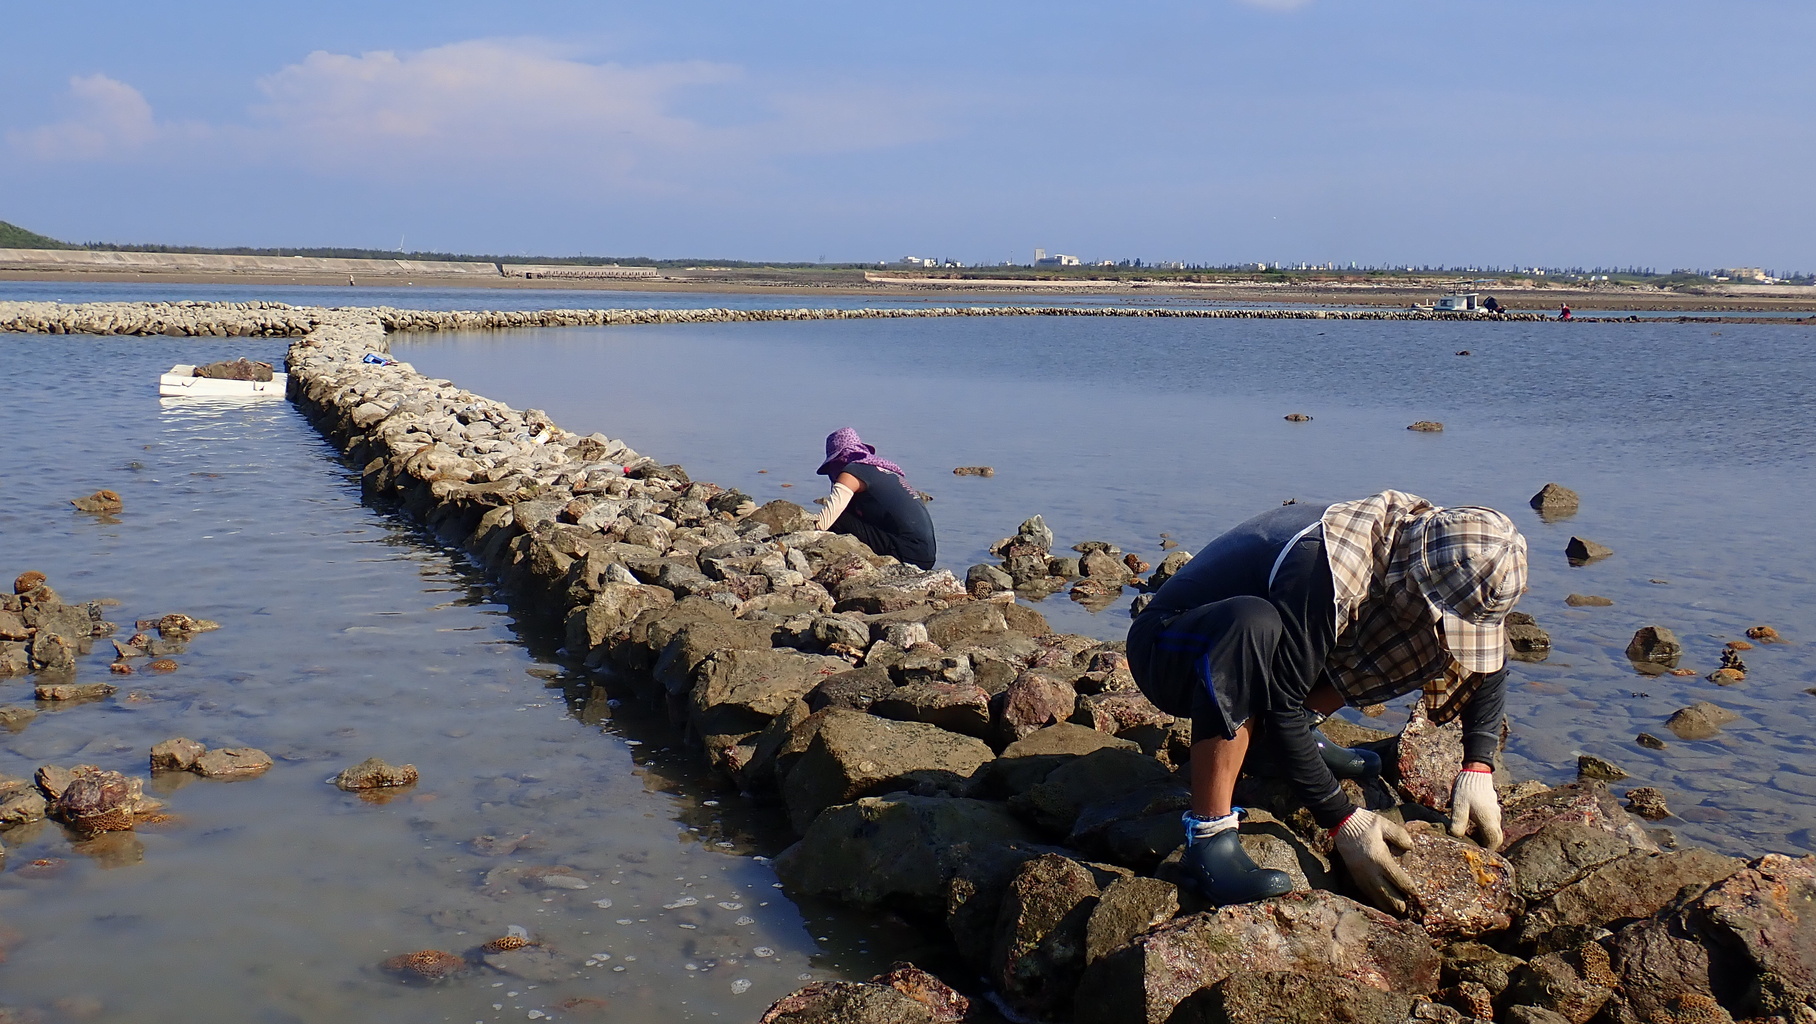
[1127,503,1506,829]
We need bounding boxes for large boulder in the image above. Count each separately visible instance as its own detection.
[922,602,1010,649]
[869,682,992,737]
[651,616,776,696]
[1011,746,1175,837]
[1399,822,1516,940]
[690,647,849,729]
[1514,848,1743,951]
[775,794,1038,914]
[1604,918,1731,1024]
[1085,876,1181,966]
[1395,704,1464,812]
[1503,942,1619,1024]
[781,710,996,832]
[1500,781,1659,852]
[757,981,934,1024]
[1504,821,1636,903]
[564,583,673,663]
[806,666,896,713]
[992,853,1102,1018]
[1680,853,1816,1018]
[1193,970,1423,1024]
[1073,890,1442,1024]
[996,670,1081,743]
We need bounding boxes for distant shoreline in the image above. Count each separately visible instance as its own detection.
[3,267,1814,314]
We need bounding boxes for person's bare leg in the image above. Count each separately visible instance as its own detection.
[1189,720,1254,819]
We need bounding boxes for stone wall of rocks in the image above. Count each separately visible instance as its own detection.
[0,299,1552,340]
[10,300,1816,1024]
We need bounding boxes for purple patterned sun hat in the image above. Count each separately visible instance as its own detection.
[816,428,907,483]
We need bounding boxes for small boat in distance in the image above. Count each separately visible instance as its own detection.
[159,364,288,398]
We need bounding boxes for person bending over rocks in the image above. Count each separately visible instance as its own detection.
[810,428,937,570]
[1126,490,1525,912]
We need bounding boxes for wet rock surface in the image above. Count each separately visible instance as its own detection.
[1073,890,1442,1024]
[14,300,1795,1024]
[331,757,419,790]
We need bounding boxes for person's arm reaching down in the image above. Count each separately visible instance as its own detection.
[813,473,861,531]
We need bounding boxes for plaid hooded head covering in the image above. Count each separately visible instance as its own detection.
[1320,490,1528,722]
[816,428,909,487]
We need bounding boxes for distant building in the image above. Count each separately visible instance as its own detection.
[900,256,937,267]
[1033,248,1080,266]
[1723,267,1771,282]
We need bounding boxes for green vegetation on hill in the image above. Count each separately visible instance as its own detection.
[0,220,75,249]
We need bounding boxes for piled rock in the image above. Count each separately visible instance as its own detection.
[20,300,1794,1023]
[0,572,118,679]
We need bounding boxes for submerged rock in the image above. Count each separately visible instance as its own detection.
[1529,483,1581,518]
[70,490,125,514]
[149,737,206,771]
[1624,787,1671,820]
[1565,536,1613,565]
[1576,754,1628,783]
[1565,593,1612,607]
[1625,625,1683,667]
[35,681,116,702]
[1666,701,1739,741]
[50,768,146,833]
[332,757,419,790]
[193,747,273,780]
[380,949,468,981]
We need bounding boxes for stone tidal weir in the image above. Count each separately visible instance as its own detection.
[7,300,1816,1024]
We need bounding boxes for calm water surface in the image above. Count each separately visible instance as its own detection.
[398,314,1816,855]
[0,333,928,1023]
[2,289,1814,1023]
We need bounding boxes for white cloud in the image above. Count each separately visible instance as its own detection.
[8,74,158,159]
[250,40,737,161]
[6,39,950,192]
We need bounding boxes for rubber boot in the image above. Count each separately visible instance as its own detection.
[1181,828,1294,906]
[1308,712,1382,779]
[1317,734,1382,779]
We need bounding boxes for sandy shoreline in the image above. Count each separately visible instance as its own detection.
[5,267,1815,314]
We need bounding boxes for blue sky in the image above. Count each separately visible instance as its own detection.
[2,1,1810,270]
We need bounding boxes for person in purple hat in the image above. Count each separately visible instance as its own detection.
[811,428,936,570]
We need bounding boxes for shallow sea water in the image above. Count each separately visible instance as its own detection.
[396,313,1816,855]
[0,333,930,1023]
[2,285,1814,1022]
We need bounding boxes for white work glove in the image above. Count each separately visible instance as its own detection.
[1333,807,1416,914]
[812,483,855,531]
[733,499,757,517]
[1448,768,1503,850]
